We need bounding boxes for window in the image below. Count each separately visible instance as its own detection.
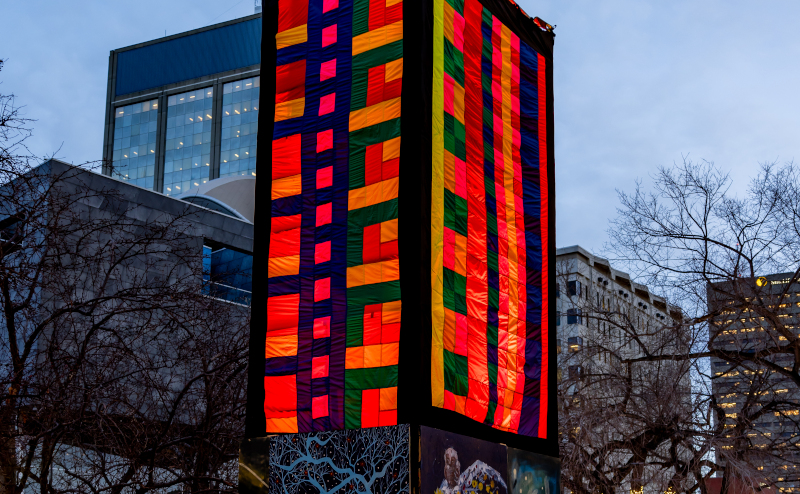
[568,365,583,380]
[111,99,158,188]
[567,336,583,352]
[556,311,561,326]
[567,308,582,325]
[203,245,253,305]
[568,280,581,297]
[220,76,259,178]
[164,87,213,195]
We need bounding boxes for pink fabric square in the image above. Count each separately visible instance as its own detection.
[322,24,337,47]
[312,395,329,418]
[317,129,333,153]
[453,12,465,51]
[315,241,331,264]
[319,93,336,115]
[455,312,468,356]
[317,166,333,189]
[443,227,455,271]
[323,0,338,13]
[320,59,337,81]
[314,277,330,302]
[312,355,329,378]
[313,316,331,338]
[316,202,332,226]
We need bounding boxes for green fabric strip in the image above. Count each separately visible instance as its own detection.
[345,365,399,390]
[345,388,362,429]
[443,349,468,396]
[443,189,468,236]
[352,0,371,37]
[443,39,464,87]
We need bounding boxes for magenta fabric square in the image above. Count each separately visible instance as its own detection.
[320,59,337,81]
[321,24,337,47]
[316,129,333,153]
[319,93,336,115]
[322,0,338,13]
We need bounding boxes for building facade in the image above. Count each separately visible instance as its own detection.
[708,273,800,493]
[102,13,261,196]
[555,245,683,373]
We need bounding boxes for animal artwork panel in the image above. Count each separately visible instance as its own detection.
[420,426,508,494]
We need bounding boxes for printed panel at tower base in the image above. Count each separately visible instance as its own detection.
[430,0,552,439]
[421,426,509,494]
[268,424,410,494]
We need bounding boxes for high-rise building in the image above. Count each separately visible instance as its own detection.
[708,273,800,493]
[101,13,261,196]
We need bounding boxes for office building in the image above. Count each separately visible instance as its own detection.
[708,273,800,493]
[102,13,261,196]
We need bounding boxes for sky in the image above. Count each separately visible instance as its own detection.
[2,1,800,253]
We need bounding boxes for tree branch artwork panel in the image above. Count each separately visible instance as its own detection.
[268,424,410,494]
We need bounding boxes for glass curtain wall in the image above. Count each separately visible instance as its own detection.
[111,99,158,189]
[164,87,213,195]
[220,76,259,178]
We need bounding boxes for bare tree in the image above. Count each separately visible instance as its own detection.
[0,61,249,493]
[559,159,800,494]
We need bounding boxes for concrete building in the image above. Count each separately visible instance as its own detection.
[555,245,688,493]
[555,245,683,373]
[708,273,800,493]
[101,13,261,197]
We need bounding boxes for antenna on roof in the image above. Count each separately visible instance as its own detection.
[254,0,262,13]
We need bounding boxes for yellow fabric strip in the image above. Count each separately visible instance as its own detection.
[274,97,305,122]
[276,24,307,50]
[430,0,446,409]
[348,177,399,210]
[386,0,402,6]
[349,97,401,132]
[346,258,400,288]
[271,173,302,200]
[352,20,403,56]
[385,58,403,83]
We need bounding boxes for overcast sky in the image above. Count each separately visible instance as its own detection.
[2,1,800,253]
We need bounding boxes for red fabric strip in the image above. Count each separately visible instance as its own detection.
[362,224,382,264]
[275,60,306,100]
[278,0,308,32]
[537,53,549,439]
[364,142,383,186]
[366,65,386,107]
[368,0,386,31]
[463,0,489,424]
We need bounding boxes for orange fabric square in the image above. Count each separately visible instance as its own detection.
[380,387,397,411]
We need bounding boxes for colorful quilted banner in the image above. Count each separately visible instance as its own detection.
[265,0,403,433]
[430,0,550,438]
